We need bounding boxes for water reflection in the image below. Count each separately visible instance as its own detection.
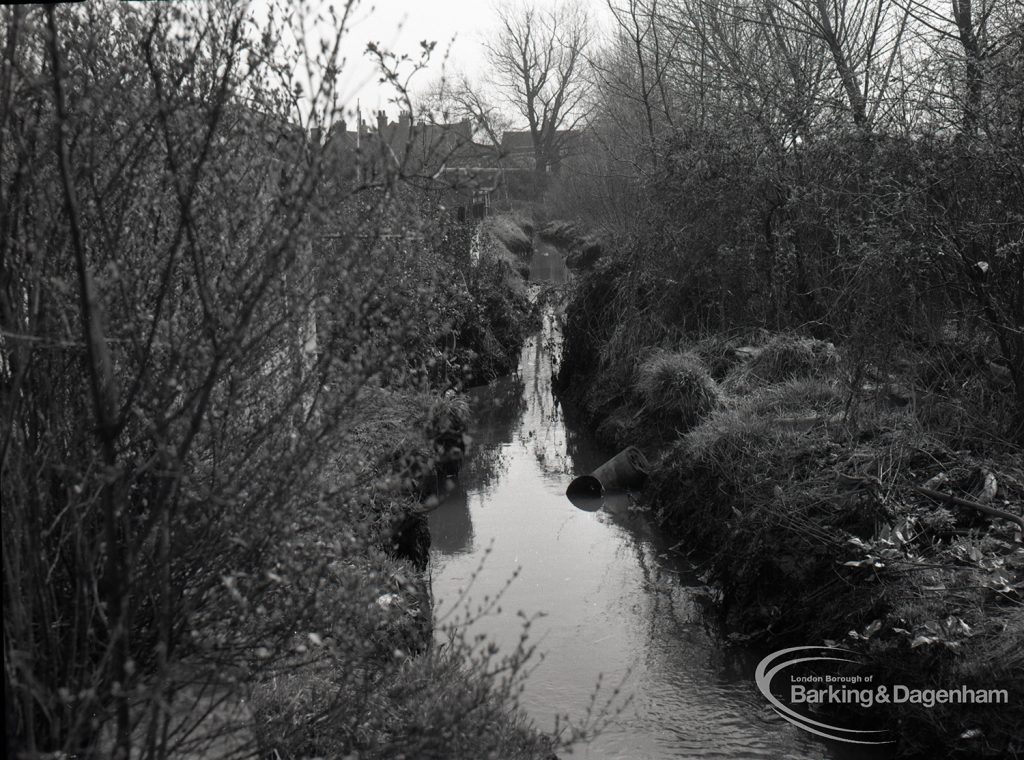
[462,374,526,492]
[529,238,568,284]
[430,483,473,555]
[428,248,887,760]
[521,309,572,483]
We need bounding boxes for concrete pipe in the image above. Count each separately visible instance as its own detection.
[566,446,650,500]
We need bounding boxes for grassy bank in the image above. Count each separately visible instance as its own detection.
[128,216,548,758]
[243,386,559,759]
[556,258,1024,758]
[245,215,552,758]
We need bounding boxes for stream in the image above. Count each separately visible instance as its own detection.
[428,241,873,759]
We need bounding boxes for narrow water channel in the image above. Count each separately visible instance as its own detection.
[429,242,870,759]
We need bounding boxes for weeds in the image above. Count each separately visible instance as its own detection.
[481,214,534,264]
[723,335,838,392]
[249,575,552,760]
[559,259,1023,754]
[635,350,721,431]
[643,369,1024,756]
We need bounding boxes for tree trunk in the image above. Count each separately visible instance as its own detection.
[953,0,983,138]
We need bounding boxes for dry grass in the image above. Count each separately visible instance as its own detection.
[724,334,838,392]
[538,219,582,246]
[734,376,844,419]
[681,378,846,490]
[556,238,1024,755]
[646,374,1024,756]
[595,404,644,449]
[482,214,533,260]
[635,350,722,430]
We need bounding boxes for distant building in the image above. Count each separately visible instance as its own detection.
[317,111,511,216]
[314,112,585,210]
[319,110,483,175]
[499,129,582,174]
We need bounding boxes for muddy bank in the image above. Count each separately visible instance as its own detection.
[555,264,1024,758]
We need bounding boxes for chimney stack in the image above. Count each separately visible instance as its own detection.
[376,110,388,134]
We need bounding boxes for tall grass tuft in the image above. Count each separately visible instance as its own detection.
[635,350,721,430]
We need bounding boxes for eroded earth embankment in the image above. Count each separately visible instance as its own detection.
[553,233,1024,760]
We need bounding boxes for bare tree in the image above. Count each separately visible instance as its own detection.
[593,0,688,157]
[727,0,913,131]
[418,72,511,149]
[893,0,1016,137]
[484,1,593,178]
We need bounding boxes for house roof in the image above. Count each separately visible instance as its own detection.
[500,129,583,155]
[500,131,535,153]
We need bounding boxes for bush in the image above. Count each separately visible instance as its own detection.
[457,253,539,385]
[250,621,555,760]
[565,236,604,270]
[0,5,545,757]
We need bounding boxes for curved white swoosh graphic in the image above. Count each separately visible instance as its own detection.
[755,646,895,745]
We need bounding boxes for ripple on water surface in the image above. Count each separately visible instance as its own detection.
[430,283,885,760]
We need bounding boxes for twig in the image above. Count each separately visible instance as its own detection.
[913,485,1024,533]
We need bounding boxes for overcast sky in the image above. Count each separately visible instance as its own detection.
[323,0,611,125]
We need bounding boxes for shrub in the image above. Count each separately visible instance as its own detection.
[565,236,604,270]
[0,5,544,757]
[250,624,556,760]
[426,394,471,479]
[457,253,539,384]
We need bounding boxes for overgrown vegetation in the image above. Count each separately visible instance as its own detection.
[646,360,1024,756]
[552,0,1024,756]
[1,3,543,758]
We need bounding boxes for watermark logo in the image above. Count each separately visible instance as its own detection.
[755,645,894,745]
[755,646,1010,745]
